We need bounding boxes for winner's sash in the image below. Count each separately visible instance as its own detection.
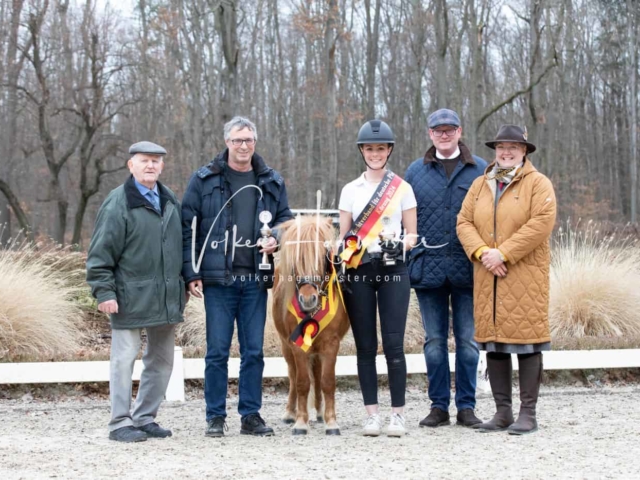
[288,264,344,352]
[340,171,409,268]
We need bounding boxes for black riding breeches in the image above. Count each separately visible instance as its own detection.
[343,261,410,407]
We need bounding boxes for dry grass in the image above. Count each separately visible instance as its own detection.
[0,241,85,361]
[549,221,640,338]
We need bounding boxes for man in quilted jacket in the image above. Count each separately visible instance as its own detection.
[404,109,487,428]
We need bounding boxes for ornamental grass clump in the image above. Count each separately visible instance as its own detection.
[549,221,640,338]
[0,240,85,361]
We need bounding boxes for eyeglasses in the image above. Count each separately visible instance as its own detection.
[229,138,256,147]
[495,145,522,153]
[431,128,459,138]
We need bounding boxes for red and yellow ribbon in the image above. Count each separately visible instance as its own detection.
[288,266,344,352]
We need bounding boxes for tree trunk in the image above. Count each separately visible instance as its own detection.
[527,0,544,142]
[0,0,25,243]
[215,0,239,125]
[629,0,638,223]
[27,2,79,245]
[0,178,32,239]
[433,0,449,109]
[325,0,339,206]
[467,0,483,150]
[364,0,381,119]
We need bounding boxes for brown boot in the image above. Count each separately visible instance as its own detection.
[508,353,542,435]
[474,353,514,433]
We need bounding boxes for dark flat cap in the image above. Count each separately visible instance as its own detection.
[129,141,167,156]
[428,108,461,128]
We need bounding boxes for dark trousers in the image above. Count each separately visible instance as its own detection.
[343,261,410,407]
[415,281,479,411]
[203,277,267,420]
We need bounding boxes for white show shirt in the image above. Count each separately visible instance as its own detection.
[435,146,461,159]
[338,172,417,253]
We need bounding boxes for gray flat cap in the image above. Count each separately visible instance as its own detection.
[428,109,461,129]
[129,141,167,156]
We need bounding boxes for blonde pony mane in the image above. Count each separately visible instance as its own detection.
[274,215,337,318]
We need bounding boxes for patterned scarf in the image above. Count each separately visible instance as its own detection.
[488,162,523,190]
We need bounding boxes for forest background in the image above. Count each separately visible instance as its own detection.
[0,0,638,247]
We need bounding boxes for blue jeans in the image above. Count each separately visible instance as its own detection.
[415,282,479,411]
[203,277,267,420]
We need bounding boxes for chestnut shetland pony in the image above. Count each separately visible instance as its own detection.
[272,215,350,435]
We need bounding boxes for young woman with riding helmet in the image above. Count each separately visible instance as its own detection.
[338,119,417,437]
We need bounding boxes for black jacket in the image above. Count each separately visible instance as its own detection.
[181,149,293,288]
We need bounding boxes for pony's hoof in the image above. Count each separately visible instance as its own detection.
[325,428,341,436]
[316,416,324,423]
[282,418,295,425]
[292,428,308,436]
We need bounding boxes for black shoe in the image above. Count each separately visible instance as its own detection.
[138,422,172,438]
[109,426,147,443]
[205,416,228,438]
[456,408,483,427]
[419,407,450,428]
[241,413,275,436]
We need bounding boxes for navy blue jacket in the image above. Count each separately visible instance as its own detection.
[181,149,293,289]
[405,142,487,289]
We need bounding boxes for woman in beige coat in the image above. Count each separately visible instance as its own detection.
[457,125,556,435]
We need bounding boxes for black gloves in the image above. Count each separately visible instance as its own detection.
[379,240,405,259]
[336,266,352,294]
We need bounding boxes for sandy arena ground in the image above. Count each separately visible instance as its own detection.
[1,385,639,479]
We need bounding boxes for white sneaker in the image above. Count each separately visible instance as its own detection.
[362,414,382,436]
[387,413,406,437]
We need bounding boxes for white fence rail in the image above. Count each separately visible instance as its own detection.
[1,348,639,402]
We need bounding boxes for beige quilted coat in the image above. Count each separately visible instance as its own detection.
[457,160,557,344]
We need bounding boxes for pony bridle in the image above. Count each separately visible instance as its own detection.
[298,275,329,295]
[295,261,334,313]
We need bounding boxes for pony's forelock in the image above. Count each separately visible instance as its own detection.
[275,215,336,319]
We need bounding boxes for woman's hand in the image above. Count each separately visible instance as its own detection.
[489,263,508,277]
[481,249,507,277]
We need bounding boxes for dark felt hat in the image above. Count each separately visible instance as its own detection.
[485,125,536,153]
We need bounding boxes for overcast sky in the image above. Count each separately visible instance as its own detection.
[95,0,135,17]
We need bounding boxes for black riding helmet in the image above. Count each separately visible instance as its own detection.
[357,119,395,170]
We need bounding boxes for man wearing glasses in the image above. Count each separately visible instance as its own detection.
[182,116,293,437]
[404,109,487,429]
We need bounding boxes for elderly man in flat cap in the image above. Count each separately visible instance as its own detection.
[87,141,186,442]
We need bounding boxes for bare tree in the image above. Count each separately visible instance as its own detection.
[628,0,638,223]
[70,1,133,246]
[364,0,380,119]
[214,0,239,125]
[433,0,449,109]
[3,0,640,241]
[20,1,82,244]
[0,0,31,240]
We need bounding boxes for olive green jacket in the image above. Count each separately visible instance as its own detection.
[86,175,185,329]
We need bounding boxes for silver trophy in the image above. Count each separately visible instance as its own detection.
[378,216,396,266]
[259,210,273,271]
